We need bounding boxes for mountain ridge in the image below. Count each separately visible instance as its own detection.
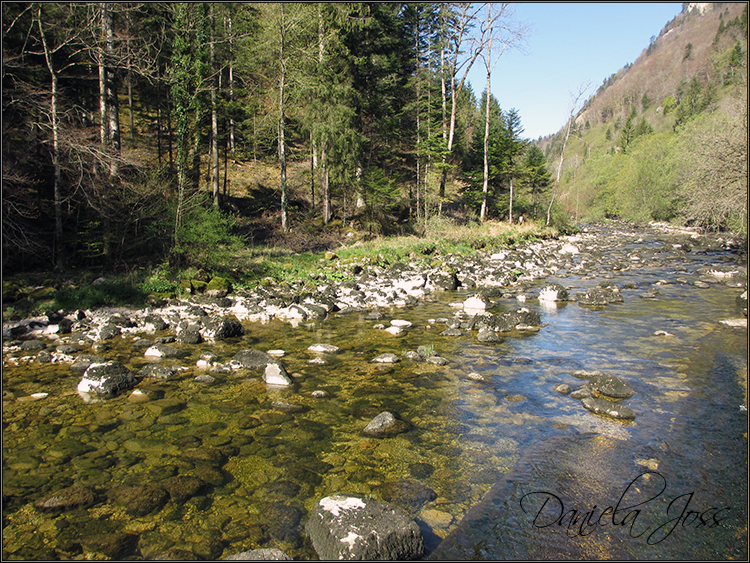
[537,2,747,153]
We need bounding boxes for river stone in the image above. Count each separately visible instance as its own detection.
[577,287,623,306]
[581,397,636,420]
[572,369,604,380]
[570,387,592,399]
[381,478,438,515]
[476,328,499,342]
[538,283,569,302]
[233,349,279,369]
[77,362,136,395]
[143,314,169,331]
[161,475,204,503]
[372,353,399,364]
[80,531,139,559]
[588,373,635,399]
[139,364,178,379]
[553,383,572,394]
[426,355,449,366]
[224,548,292,560]
[202,315,244,340]
[363,411,409,437]
[308,343,340,353]
[97,324,121,340]
[20,339,46,351]
[306,494,424,561]
[264,363,292,386]
[441,327,463,336]
[144,398,186,416]
[108,484,169,516]
[262,501,303,545]
[34,485,98,512]
[144,343,185,358]
[463,295,491,311]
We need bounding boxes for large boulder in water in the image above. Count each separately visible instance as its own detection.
[233,349,279,369]
[306,494,424,560]
[77,362,136,396]
[201,315,244,340]
[588,373,635,399]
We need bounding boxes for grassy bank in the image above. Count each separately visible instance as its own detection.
[2,219,559,319]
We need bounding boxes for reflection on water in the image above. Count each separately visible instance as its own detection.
[2,234,747,560]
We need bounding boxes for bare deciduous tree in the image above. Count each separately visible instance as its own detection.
[547,82,591,226]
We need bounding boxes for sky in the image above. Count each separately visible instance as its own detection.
[466,2,685,140]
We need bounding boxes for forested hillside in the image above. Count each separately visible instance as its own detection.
[537,2,747,233]
[3,2,543,274]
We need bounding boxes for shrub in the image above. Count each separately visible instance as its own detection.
[172,202,246,270]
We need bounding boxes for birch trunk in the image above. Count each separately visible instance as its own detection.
[36,7,64,270]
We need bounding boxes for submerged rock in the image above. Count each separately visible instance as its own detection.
[306,494,424,560]
[34,485,99,512]
[363,411,409,437]
[582,396,636,420]
[224,548,292,560]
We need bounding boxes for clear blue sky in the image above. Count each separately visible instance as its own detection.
[466,2,685,140]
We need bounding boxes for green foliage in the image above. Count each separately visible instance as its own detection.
[662,95,677,115]
[641,91,651,111]
[54,283,146,310]
[172,201,246,270]
[141,274,180,295]
[684,42,694,61]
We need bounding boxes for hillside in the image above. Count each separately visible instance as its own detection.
[536,2,747,231]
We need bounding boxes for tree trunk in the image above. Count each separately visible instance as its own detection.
[127,71,135,148]
[227,13,236,159]
[321,141,330,224]
[210,4,220,207]
[356,165,365,208]
[509,176,514,224]
[547,84,589,226]
[438,42,447,202]
[278,3,288,233]
[310,135,316,208]
[37,7,64,271]
[480,66,491,222]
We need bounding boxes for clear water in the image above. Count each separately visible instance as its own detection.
[2,229,747,560]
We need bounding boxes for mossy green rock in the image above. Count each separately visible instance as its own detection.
[3,281,24,302]
[206,276,231,297]
[29,286,56,301]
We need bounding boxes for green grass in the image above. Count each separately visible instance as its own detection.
[226,219,559,287]
[3,219,559,314]
[54,282,147,310]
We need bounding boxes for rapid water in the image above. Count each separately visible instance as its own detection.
[2,226,747,560]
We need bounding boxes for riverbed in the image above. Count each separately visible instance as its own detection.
[2,223,747,560]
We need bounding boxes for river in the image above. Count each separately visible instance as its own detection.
[2,223,747,560]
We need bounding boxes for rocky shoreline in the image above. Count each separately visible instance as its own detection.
[2,221,747,560]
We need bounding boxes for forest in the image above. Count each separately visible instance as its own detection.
[3,2,547,276]
[2,2,747,281]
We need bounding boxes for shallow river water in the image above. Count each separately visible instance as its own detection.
[2,225,747,560]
